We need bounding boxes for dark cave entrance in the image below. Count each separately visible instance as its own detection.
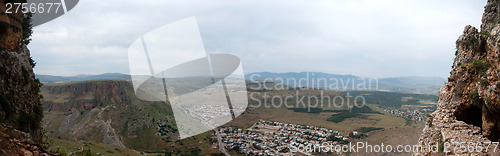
[455,104,483,130]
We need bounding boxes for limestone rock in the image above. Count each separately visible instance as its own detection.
[417,0,500,155]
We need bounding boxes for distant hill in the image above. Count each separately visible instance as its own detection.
[36,73,130,83]
[377,76,446,95]
[38,72,446,95]
[246,72,446,95]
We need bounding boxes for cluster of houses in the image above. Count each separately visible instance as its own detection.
[383,108,428,121]
[180,104,247,128]
[217,120,349,155]
[180,104,232,127]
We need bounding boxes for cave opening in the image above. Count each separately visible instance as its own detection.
[455,104,483,130]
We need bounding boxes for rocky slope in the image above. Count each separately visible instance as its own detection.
[42,80,174,149]
[41,80,220,154]
[417,0,500,155]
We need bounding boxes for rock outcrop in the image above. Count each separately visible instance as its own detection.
[0,0,50,154]
[417,0,500,155]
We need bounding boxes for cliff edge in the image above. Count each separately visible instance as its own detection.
[0,0,52,155]
[417,0,500,155]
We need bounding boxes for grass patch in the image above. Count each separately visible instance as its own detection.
[327,112,367,123]
[351,106,383,114]
[287,107,323,114]
[356,127,383,133]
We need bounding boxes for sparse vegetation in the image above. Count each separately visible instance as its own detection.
[327,112,367,123]
[472,59,490,76]
[22,12,33,45]
[50,147,68,156]
[29,57,36,68]
[356,127,383,133]
[425,113,431,118]
[481,30,492,38]
[480,77,489,86]
[82,147,95,156]
[349,132,368,139]
[16,105,43,133]
[460,64,467,69]
[468,90,480,101]
[466,35,479,50]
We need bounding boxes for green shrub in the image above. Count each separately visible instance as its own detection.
[22,12,33,45]
[82,148,95,156]
[480,78,489,86]
[460,64,467,69]
[51,147,68,156]
[468,90,480,101]
[17,112,34,132]
[424,113,431,118]
[29,57,36,68]
[480,30,491,37]
[16,105,43,133]
[472,59,490,76]
[466,36,479,50]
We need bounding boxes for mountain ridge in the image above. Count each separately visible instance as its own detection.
[247,71,446,95]
[37,72,446,95]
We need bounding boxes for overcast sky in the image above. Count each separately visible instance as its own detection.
[29,0,487,78]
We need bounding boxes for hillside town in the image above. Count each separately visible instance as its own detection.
[217,120,351,155]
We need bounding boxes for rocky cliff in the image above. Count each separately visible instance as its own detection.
[0,0,51,154]
[417,0,500,155]
[40,80,219,155]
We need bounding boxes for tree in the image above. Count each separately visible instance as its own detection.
[22,12,33,45]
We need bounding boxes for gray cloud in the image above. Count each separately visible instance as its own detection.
[30,0,486,78]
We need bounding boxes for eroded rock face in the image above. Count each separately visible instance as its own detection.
[417,0,500,155]
[0,1,46,154]
[0,44,43,144]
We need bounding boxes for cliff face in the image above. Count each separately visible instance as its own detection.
[418,0,500,155]
[0,46,43,142]
[0,1,49,154]
[41,80,179,150]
